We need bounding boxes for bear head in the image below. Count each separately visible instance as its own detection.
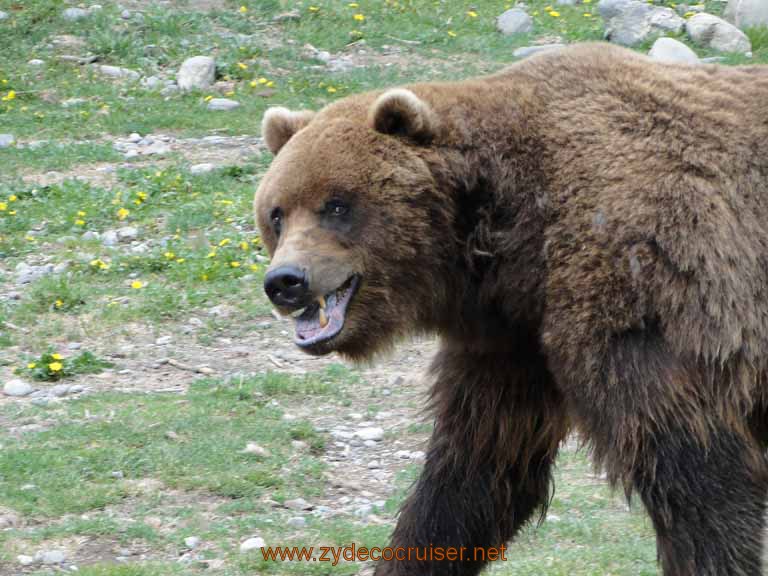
[254,88,457,360]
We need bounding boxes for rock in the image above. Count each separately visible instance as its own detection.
[36,549,67,564]
[116,226,138,242]
[190,163,216,175]
[28,59,45,66]
[648,38,699,64]
[208,304,236,318]
[725,0,768,28]
[95,65,141,81]
[287,516,306,528]
[355,427,384,441]
[49,384,71,397]
[62,7,90,20]
[0,11,8,20]
[355,504,373,517]
[686,13,751,53]
[155,336,172,346]
[0,134,15,148]
[0,509,20,529]
[128,132,142,143]
[242,442,270,457]
[513,43,567,58]
[284,498,312,511]
[82,230,100,241]
[600,0,684,46]
[89,4,103,11]
[184,536,200,549]
[496,9,533,35]
[367,460,380,469]
[177,56,216,91]
[62,98,88,108]
[141,75,163,89]
[240,537,266,553]
[207,98,240,111]
[101,230,119,246]
[121,9,132,19]
[15,262,54,285]
[17,555,34,566]
[557,0,579,3]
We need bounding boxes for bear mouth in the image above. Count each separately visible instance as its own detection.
[293,275,360,349]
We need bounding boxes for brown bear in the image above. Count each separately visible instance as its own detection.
[254,42,768,575]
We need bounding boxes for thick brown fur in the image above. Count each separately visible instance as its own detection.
[254,43,768,575]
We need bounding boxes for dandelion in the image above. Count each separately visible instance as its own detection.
[55,299,64,308]
[353,13,365,21]
[207,250,217,258]
[249,80,258,88]
[466,10,478,18]
[27,363,36,369]
[240,241,249,250]
[230,261,241,268]
[548,10,561,17]
[51,353,63,360]
[1,90,15,102]
[348,2,359,6]
[237,62,248,70]
[250,264,260,272]
[131,280,144,289]
[219,238,231,247]
[204,95,213,102]
[266,80,275,88]
[77,210,86,216]
[136,191,147,201]
[164,251,176,259]
[239,5,248,13]
[175,258,185,263]
[90,259,110,270]
[0,202,6,211]
[309,6,320,12]
[117,207,129,220]
[258,77,268,84]
[447,30,457,37]
[48,362,63,372]
[9,195,17,202]
[75,219,86,226]
[201,273,209,281]
[327,86,337,94]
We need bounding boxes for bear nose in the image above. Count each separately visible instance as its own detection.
[264,265,311,309]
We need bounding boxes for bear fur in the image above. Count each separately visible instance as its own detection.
[254,43,768,575]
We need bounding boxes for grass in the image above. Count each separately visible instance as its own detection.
[0,0,764,573]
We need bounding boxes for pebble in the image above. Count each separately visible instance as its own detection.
[95,65,141,81]
[355,427,384,441]
[116,226,139,242]
[284,498,312,511]
[82,230,100,241]
[207,98,241,111]
[17,555,34,566]
[496,8,533,35]
[184,536,200,549]
[648,37,699,64]
[190,162,216,175]
[177,56,216,91]
[367,460,380,469]
[4,379,34,397]
[28,59,45,66]
[239,537,266,553]
[49,384,71,397]
[15,262,54,284]
[155,336,173,346]
[242,442,270,457]
[0,10,8,20]
[37,549,67,565]
[121,9,132,19]
[62,7,90,20]
[0,134,15,148]
[287,516,307,528]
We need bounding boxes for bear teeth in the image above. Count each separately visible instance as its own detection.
[319,307,329,328]
[317,295,326,310]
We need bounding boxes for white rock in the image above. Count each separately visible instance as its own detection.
[242,442,270,457]
[89,4,103,11]
[37,549,67,565]
[686,13,751,53]
[62,7,89,20]
[0,11,8,20]
[496,9,533,35]
[101,230,119,246]
[355,427,384,441]
[513,43,566,58]
[177,56,216,91]
[50,384,71,397]
[0,134,15,148]
[128,132,142,143]
[184,536,200,549]
[190,163,216,174]
[239,537,266,553]
[287,516,306,528]
[155,336,173,346]
[121,9,132,19]
[725,0,768,28]
[17,555,34,566]
[207,98,240,111]
[95,65,141,81]
[28,59,45,66]
[4,379,34,397]
[648,37,699,64]
[600,0,684,46]
[116,226,138,241]
[284,498,312,510]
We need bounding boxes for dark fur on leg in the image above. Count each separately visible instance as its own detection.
[374,340,568,576]
[551,328,768,576]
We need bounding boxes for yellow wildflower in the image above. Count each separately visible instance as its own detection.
[219,238,231,246]
[548,10,560,17]
[51,353,63,360]
[467,10,478,18]
[327,86,337,93]
[353,13,365,21]
[249,80,258,88]
[164,251,175,259]
[309,6,320,12]
[238,62,248,70]
[131,280,144,289]
[0,202,6,211]
[447,30,457,37]
[48,362,63,372]
[75,219,86,226]
[230,261,241,268]
[9,195,17,202]
[27,363,36,369]
[240,241,249,250]
[55,299,64,308]
[258,77,268,84]
[117,207,129,220]
[239,5,248,13]
[1,90,15,102]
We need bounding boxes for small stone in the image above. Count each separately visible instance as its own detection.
[127,132,142,143]
[287,516,306,528]
[207,98,240,111]
[141,75,163,89]
[242,442,270,457]
[177,56,216,91]
[28,59,45,67]
[17,555,34,566]
[208,304,236,318]
[155,336,173,346]
[37,549,67,565]
[648,37,699,64]
[110,470,124,478]
[686,13,752,53]
[4,379,34,397]
[240,537,266,553]
[184,536,200,549]
[355,427,384,441]
[284,498,312,511]
[89,4,103,11]
[0,10,8,20]
[121,9,132,19]
[190,163,216,175]
[291,440,308,450]
[367,460,380,469]
[82,230,100,241]
[496,9,533,35]
[355,504,373,517]
[49,384,71,397]
[116,226,138,242]
[0,134,15,148]
[95,65,141,81]
[62,7,90,20]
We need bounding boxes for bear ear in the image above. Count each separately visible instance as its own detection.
[261,107,316,155]
[369,88,438,143]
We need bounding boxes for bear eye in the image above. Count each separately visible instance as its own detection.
[325,199,349,217]
[269,207,283,236]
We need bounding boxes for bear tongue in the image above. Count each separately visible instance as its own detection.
[294,292,344,344]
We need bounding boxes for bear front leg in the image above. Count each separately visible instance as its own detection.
[374,341,568,576]
[549,328,768,576]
